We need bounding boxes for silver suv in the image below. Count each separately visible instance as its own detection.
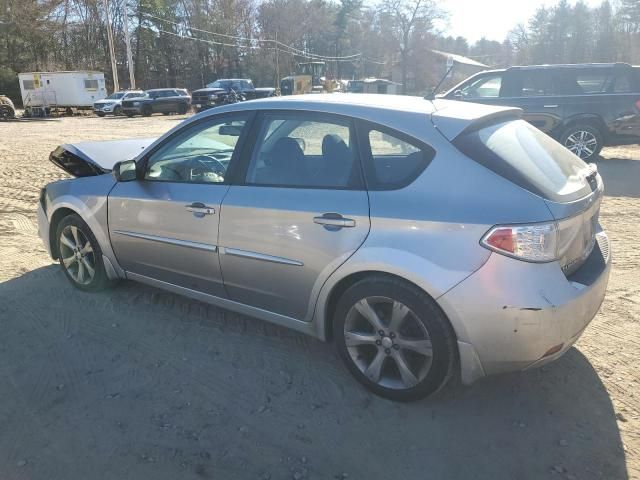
[39,95,611,400]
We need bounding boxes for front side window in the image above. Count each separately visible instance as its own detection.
[145,115,248,183]
[107,92,125,100]
[246,114,361,188]
[363,126,435,189]
[461,75,502,98]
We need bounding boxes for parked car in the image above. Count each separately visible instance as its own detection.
[121,88,191,117]
[0,94,15,119]
[93,90,145,117]
[441,63,640,159]
[192,79,275,112]
[40,95,610,401]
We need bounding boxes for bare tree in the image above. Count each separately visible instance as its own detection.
[377,0,442,93]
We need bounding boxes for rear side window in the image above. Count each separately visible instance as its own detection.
[453,120,592,203]
[360,124,435,190]
[573,69,611,94]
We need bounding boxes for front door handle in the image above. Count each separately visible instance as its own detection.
[186,202,215,215]
[313,213,356,228]
[543,104,559,108]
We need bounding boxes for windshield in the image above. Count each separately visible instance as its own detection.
[207,80,233,89]
[106,92,125,100]
[454,119,592,202]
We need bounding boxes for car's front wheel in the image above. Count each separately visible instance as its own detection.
[142,105,152,117]
[559,124,603,160]
[113,105,122,116]
[96,112,105,117]
[56,214,111,292]
[333,276,457,401]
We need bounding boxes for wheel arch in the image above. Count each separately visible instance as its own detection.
[558,114,607,138]
[315,262,472,345]
[49,206,80,259]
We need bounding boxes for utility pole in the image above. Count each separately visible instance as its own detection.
[275,31,280,91]
[122,0,135,89]
[103,0,119,92]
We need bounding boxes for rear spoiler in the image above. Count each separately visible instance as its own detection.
[430,100,522,141]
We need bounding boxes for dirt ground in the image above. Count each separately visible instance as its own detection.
[0,114,638,480]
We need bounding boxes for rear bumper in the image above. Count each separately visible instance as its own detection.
[438,231,611,385]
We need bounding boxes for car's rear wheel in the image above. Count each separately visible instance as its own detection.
[142,105,152,117]
[333,276,457,401]
[56,214,111,292]
[96,112,105,117]
[125,112,134,118]
[560,124,603,160]
[113,105,122,116]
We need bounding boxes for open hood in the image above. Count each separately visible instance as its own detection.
[50,137,156,177]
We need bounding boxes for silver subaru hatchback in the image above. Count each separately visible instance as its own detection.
[38,95,611,401]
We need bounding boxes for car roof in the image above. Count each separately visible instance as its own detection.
[506,62,632,71]
[146,88,178,92]
[186,94,520,142]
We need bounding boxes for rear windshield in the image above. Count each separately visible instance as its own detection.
[453,120,592,202]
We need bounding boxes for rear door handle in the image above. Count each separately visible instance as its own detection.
[543,104,559,108]
[186,202,215,215]
[313,213,356,228]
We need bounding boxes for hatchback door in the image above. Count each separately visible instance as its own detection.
[108,112,252,296]
[218,112,370,320]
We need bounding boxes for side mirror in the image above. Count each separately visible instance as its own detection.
[453,89,463,99]
[112,159,138,182]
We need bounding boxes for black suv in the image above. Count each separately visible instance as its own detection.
[121,88,191,117]
[191,79,275,112]
[442,63,640,159]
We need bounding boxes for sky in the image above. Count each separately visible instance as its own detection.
[441,0,604,44]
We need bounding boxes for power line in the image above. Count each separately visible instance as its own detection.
[143,12,366,61]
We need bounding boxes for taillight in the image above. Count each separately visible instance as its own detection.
[636,99,640,111]
[481,223,558,262]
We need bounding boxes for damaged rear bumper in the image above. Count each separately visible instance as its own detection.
[438,231,611,385]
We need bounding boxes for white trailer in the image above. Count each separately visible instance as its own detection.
[18,71,107,114]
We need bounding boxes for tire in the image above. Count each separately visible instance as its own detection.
[96,112,106,117]
[55,214,112,292]
[559,124,603,160]
[142,105,152,117]
[113,105,122,116]
[333,276,457,401]
[178,103,188,115]
[125,112,134,118]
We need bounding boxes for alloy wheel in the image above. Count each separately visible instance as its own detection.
[564,130,598,159]
[344,296,433,390]
[59,225,96,285]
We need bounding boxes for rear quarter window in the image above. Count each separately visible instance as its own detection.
[360,123,435,190]
[453,119,593,203]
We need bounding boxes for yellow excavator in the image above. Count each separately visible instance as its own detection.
[280,62,338,95]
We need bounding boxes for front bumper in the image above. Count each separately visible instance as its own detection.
[37,202,52,258]
[94,104,116,113]
[438,230,611,384]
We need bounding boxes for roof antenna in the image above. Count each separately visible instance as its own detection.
[425,59,454,100]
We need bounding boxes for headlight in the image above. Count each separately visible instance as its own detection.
[208,94,218,100]
[133,101,140,106]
